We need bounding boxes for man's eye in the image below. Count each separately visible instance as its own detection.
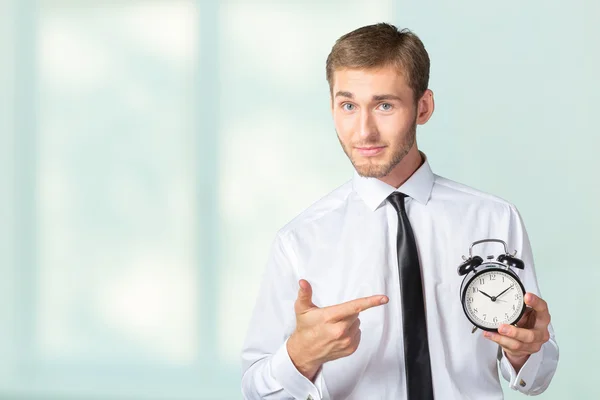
[342,103,355,111]
[379,103,393,111]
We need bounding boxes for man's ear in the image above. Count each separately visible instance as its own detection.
[416,89,435,125]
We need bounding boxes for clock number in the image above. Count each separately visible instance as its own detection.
[505,313,509,320]
[472,287,478,293]
[502,276,505,283]
[512,304,516,311]
[490,274,496,281]
[493,317,498,323]
[483,314,487,321]
[473,308,478,313]
[515,294,519,300]
[479,278,485,285]
[468,297,473,303]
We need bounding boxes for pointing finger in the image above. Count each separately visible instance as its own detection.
[325,295,389,321]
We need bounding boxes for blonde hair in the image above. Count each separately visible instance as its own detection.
[326,23,430,102]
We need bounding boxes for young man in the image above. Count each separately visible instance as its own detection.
[241,23,558,400]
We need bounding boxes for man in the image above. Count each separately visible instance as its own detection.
[241,23,558,400]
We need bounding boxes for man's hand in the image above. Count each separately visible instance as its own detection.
[483,293,551,372]
[286,279,389,381]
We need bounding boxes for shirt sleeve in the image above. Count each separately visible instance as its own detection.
[497,205,559,395]
[241,231,324,400]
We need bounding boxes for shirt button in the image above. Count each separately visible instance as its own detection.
[519,379,527,387]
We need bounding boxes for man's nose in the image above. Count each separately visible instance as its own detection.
[358,110,377,140]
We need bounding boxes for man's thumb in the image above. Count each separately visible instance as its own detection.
[295,279,316,314]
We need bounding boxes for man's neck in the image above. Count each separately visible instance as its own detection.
[378,146,423,189]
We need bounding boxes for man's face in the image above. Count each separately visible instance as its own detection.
[331,65,418,178]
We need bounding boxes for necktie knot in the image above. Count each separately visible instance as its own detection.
[387,192,408,213]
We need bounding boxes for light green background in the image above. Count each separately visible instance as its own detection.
[0,0,597,399]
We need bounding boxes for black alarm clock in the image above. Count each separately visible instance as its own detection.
[457,239,526,333]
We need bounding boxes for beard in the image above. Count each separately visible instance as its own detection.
[337,121,417,179]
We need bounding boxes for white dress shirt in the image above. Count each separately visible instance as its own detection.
[241,155,559,400]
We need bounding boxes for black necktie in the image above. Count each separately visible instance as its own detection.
[388,192,434,400]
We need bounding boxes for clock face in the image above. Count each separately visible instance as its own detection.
[462,267,525,331]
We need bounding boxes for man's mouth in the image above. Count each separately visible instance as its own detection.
[355,146,386,157]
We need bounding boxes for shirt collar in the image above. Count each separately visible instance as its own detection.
[352,152,435,211]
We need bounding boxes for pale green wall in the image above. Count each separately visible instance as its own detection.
[0,0,597,399]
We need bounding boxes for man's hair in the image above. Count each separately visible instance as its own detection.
[326,23,430,102]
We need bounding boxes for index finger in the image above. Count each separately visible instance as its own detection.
[498,323,544,344]
[325,295,389,320]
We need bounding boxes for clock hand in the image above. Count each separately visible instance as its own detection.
[478,290,494,300]
[495,285,514,299]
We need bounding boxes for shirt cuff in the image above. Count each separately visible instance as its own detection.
[500,345,544,393]
[270,338,323,400]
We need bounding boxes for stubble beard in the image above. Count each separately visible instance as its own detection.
[338,123,417,179]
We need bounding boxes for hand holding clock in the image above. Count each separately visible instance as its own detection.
[483,293,552,372]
